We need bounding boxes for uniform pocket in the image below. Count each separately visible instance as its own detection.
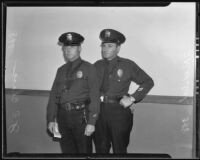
[73,77,88,89]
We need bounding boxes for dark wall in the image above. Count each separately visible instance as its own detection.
[5,94,193,158]
[6,94,60,153]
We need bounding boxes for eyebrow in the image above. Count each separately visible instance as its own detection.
[101,44,115,46]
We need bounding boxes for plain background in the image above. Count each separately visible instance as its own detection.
[5,3,195,96]
[4,3,196,158]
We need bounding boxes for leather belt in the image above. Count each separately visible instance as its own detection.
[100,96,122,103]
[60,102,86,111]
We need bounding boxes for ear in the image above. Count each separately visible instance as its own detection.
[116,45,121,53]
[61,46,64,52]
[78,46,82,52]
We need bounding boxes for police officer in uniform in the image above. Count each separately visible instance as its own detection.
[47,32,100,153]
[93,29,154,153]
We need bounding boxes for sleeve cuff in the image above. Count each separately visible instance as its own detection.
[88,114,98,125]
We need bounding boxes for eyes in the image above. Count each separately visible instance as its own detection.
[101,44,116,48]
[63,46,79,51]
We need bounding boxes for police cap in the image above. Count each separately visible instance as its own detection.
[100,29,126,45]
[58,32,84,46]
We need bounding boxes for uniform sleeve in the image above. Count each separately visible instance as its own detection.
[130,62,154,103]
[87,65,100,125]
[46,69,60,124]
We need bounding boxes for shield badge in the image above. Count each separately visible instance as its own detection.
[105,30,111,38]
[117,69,123,78]
[66,33,72,41]
[76,70,83,78]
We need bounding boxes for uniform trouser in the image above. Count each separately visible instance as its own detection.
[93,102,133,153]
[57,106,92,153]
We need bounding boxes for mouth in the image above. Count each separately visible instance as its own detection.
[103,52,110,54]
[66,54,73,57]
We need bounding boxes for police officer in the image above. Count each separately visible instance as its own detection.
[93,29,154,153]
[47,32,100,153]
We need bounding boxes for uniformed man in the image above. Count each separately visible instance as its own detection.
[47,32,100,153]
[93,29,154,153]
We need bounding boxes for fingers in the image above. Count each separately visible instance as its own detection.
[48,126,53,133]
[84,125,95,136]
[129,104,136,113]
[48,122,55,133]
[84,129,93,136]
[119,99,128,108]
[84,130,91,136]
[119,99,123,106]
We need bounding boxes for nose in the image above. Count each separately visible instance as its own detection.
[102,46,109,52]
[66,46,72,51]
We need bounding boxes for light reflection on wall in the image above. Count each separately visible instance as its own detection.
[6,30,20,135]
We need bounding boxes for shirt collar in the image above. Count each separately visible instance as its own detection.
[108,56,119,66]
[69,57,82,67]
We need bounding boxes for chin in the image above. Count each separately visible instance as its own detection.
[67,55,74,59]
[103,54,110,59]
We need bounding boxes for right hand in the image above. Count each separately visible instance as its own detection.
[84,124,95,136]
[48,122,56,134]
[129,103,136,114]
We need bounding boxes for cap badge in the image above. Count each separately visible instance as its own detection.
[117,69,123,78]
[76,70,83,78]
[66,33,72,41]
[105,30,111,38]
[138,87,143,92]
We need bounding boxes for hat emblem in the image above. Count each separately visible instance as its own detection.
[76,70,83,78]
[117,69,123,78]
[66,33,72,41]
[105,30,111,38]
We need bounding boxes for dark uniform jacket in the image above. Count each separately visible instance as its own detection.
[47,57,100,125]
[94,56,154,103]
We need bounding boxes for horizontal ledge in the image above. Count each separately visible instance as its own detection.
[4,153,171,158]
[5,88,193,105]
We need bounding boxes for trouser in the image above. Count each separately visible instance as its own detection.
[57,106,92,153]
[93,102,133,153]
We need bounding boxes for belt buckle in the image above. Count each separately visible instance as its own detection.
[100,96,109,103]
[76,105,80,110]
[74,104,85,110]
[100,96,104,102]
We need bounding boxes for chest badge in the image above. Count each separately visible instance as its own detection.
[117,69,123,78]
[76,70,83,78]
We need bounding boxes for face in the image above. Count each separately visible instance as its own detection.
[101,43,120,60]
[62,45,81,62]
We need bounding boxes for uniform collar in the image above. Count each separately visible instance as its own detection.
[108,56,119,66]
[69,57,82,67]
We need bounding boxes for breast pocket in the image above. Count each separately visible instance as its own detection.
[112,69,130,83]
[72,76,89,89]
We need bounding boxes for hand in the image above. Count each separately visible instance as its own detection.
[48,122,56,134]
[84,124,95,136]
[119,95,134,108]
[129,103,136,114]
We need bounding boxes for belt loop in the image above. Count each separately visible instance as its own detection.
[104,95,108,103]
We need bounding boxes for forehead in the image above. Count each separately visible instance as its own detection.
[63,45,79,48]
[101,42,117,46]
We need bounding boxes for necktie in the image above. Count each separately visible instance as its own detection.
[101,59,109,93]
[64,62,73,91]
[64,60,83,92]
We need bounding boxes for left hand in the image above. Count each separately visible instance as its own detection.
[119,95,134,108]
[84,124,95,136]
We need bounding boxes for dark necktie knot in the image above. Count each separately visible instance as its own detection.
[68,61,72,68]
[104,59,109,66]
